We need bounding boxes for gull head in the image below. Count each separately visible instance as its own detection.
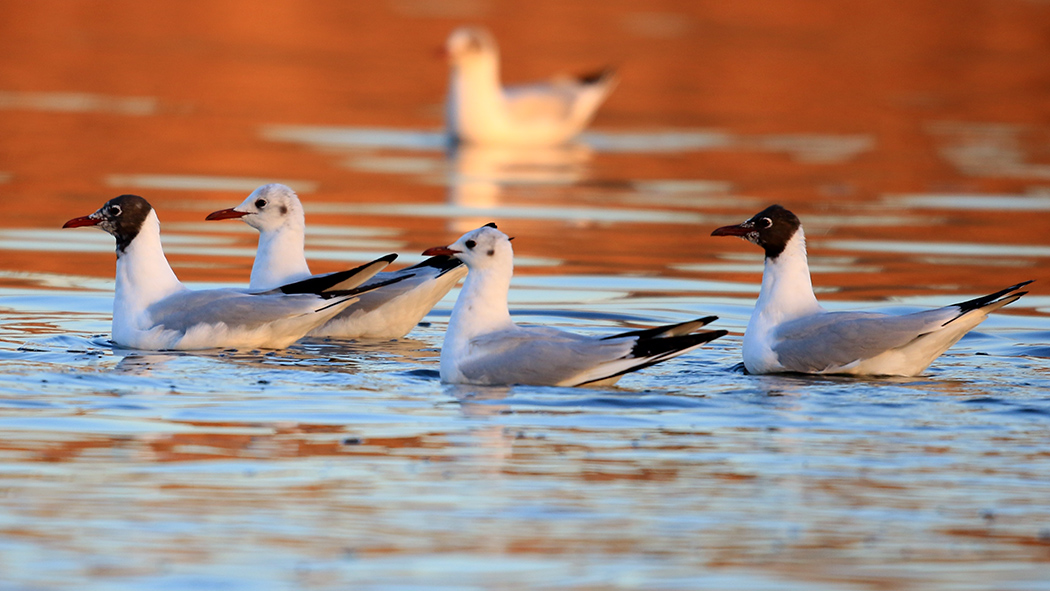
[445,26,498,65]
[422,222,513,271]
[206,183,304,233]
[711,204,802,260]
[63,194,154,252]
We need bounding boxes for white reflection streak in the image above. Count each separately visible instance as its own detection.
[447,143,592,232]
[821,240,1050,258]
[886,193,1050,211]
[0,91,158,115]
[260,124,873,162]
[928,121,1050,180]
[106,174,319,193]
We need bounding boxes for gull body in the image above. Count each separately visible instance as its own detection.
[712,205,1032,376]
[444,26,616,147]
[64,195,391,351]
[424,224,726,387]
[206,184,466,339]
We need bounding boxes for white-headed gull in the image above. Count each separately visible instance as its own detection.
[712,204,1032,376]
[423,224,726,387]
[63,194,395,351]
[444,26,617,147]
[205,184,467,339]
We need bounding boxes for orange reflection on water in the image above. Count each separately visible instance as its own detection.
[1,1,1049,589]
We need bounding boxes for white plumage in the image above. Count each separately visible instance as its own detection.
[444,27,617,147]
[713,205,1032,376]
[64,194,391,350]
[206,184,466,339]
[424,224,726,387]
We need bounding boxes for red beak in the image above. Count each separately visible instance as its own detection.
[422,246,461,256]
[205,208,249,221]
[711,224,752,237]
[62,215,100,228]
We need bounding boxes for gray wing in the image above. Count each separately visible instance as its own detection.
[459,326,633,386]
[147,289,332,333]
[347,258,464,315]
[773,308,958,372]
[504,84,578,121]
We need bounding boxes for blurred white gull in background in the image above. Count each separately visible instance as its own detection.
[444,26,617,147]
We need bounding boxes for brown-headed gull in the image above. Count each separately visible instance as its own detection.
[444,26,617,147]
[712,204,1032,376]
[205,184,467,339]
[63,194,395,351]
[423,223,726,387]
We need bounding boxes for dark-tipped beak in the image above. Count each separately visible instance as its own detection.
[711,224,751,237]
[422,246,461,256]
[205,208,249,221]
[62,215,100,229]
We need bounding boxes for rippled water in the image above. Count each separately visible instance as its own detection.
[2,2,1050,589]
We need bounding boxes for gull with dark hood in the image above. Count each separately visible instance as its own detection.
[64,194,394,350]
[712,204,1032,376]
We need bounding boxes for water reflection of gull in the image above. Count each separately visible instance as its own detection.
[114,353,179,375]
[447,143,593,232]
[448,384,514,419]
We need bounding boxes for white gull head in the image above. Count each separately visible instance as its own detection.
[205,183,311,291]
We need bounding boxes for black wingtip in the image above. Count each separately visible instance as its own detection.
[576,66,616,85]
[629,329,727,359]
[601,316,718,341]
[484,222,498,229]
[575,329,727,387]
[951,280,1033,315]
[404,255,465,276]
[320,274,411,301]
[278,254,398,295]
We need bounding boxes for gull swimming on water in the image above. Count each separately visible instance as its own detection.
[206,184,466,339]
[64,194,394,350]
[423,223,726,387]
[444,26,617,147]
[712,204,1032,376]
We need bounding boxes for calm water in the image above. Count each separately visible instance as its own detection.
[2,2,1050,589]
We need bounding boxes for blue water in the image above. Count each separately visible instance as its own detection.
[1,256,1048,590]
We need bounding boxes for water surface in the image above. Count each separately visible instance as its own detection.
[1,1,1049,589]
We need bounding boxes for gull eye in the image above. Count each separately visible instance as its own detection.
[108,205,122,217]
[464,240,476,249]
[255,199,267,209]
[759,217,772,229]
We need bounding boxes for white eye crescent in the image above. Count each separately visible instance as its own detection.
[759,217,772,229]
[109,205,122,217]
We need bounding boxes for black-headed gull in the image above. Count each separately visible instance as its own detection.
[423,224,726,387]
[205,184,466,339]
[444,26,617,147]
[712,204,1032,376]
[63,194,394,351]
